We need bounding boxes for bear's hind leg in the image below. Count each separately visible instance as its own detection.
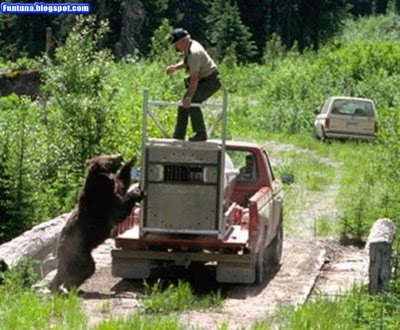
[61,253,95,293]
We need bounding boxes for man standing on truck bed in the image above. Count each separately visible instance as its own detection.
[166,28,221,141]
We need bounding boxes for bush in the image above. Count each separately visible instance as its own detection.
[0,95,38,243]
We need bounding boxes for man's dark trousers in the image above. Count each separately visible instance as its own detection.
[173,71,221,139]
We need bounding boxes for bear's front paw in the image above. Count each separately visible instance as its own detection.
[130,188,146,201]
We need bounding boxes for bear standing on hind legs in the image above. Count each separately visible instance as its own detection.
[50,154,145,293]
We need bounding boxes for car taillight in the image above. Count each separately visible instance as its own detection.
[374,122,378,134]
[325,118,330,129]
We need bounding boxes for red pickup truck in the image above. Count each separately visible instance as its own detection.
[112,139,283,284]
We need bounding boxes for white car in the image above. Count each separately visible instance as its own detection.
[313,96,378,141]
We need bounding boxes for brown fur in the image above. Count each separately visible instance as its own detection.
[50,154,144,292]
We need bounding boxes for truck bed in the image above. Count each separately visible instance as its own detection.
[116,223,249,249]
[115,203,250,250]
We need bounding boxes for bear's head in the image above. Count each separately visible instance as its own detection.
[85,154,124,174]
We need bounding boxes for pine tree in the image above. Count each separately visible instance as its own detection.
[237,0,269,60]
[375,0,389,14]
[206,0,257,63]
[149,19,176,63]
[297,0,349,51]
[119,0,146,57]
[166,0,210,46]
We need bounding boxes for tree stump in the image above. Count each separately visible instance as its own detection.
[366,218,396,294]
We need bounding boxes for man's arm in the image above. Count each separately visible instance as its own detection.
[182,71,199,109]
[166,60,185,74]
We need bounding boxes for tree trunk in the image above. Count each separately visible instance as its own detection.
[0,213,69,278]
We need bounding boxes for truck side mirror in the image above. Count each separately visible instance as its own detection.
[281,173,294,185]
[313,108,320,115]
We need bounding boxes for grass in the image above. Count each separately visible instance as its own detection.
[0,258,87,329]
[244,132,383,240]
[274,150,336,192]
[0,288,87,330]
[93,314,184,330]
[100,301,111,314]
[257,284,400,330]
[258,134,340,238]
[0,262,222,329]
[140,279,224,314]
[314,215,335,238]
[2,267,399,330]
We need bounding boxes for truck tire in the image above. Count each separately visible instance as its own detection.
[264,222,283,269]
[255,248,265,284]
[255,224,267,284]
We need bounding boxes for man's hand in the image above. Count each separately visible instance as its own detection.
[182,96,192,109]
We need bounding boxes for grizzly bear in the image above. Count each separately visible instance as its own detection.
[50,154,144,293]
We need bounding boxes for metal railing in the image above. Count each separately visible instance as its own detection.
[141,88,228,140]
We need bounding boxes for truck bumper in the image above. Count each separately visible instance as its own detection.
[325,130,376,141]
[111,248,256,283]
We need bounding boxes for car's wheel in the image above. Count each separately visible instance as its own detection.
[320,126,326,142]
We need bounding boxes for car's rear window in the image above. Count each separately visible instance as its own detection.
[331,99,375,117]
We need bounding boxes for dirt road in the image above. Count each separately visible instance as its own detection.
[80,238,367,329]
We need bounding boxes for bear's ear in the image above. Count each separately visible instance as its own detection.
[114,154,124,167]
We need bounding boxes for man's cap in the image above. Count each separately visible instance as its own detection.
[171,28,188,44]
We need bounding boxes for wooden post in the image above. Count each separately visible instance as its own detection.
[366,218,396,294]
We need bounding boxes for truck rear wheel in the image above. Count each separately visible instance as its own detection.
[264,222,283,270]
[255,248,265,284]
